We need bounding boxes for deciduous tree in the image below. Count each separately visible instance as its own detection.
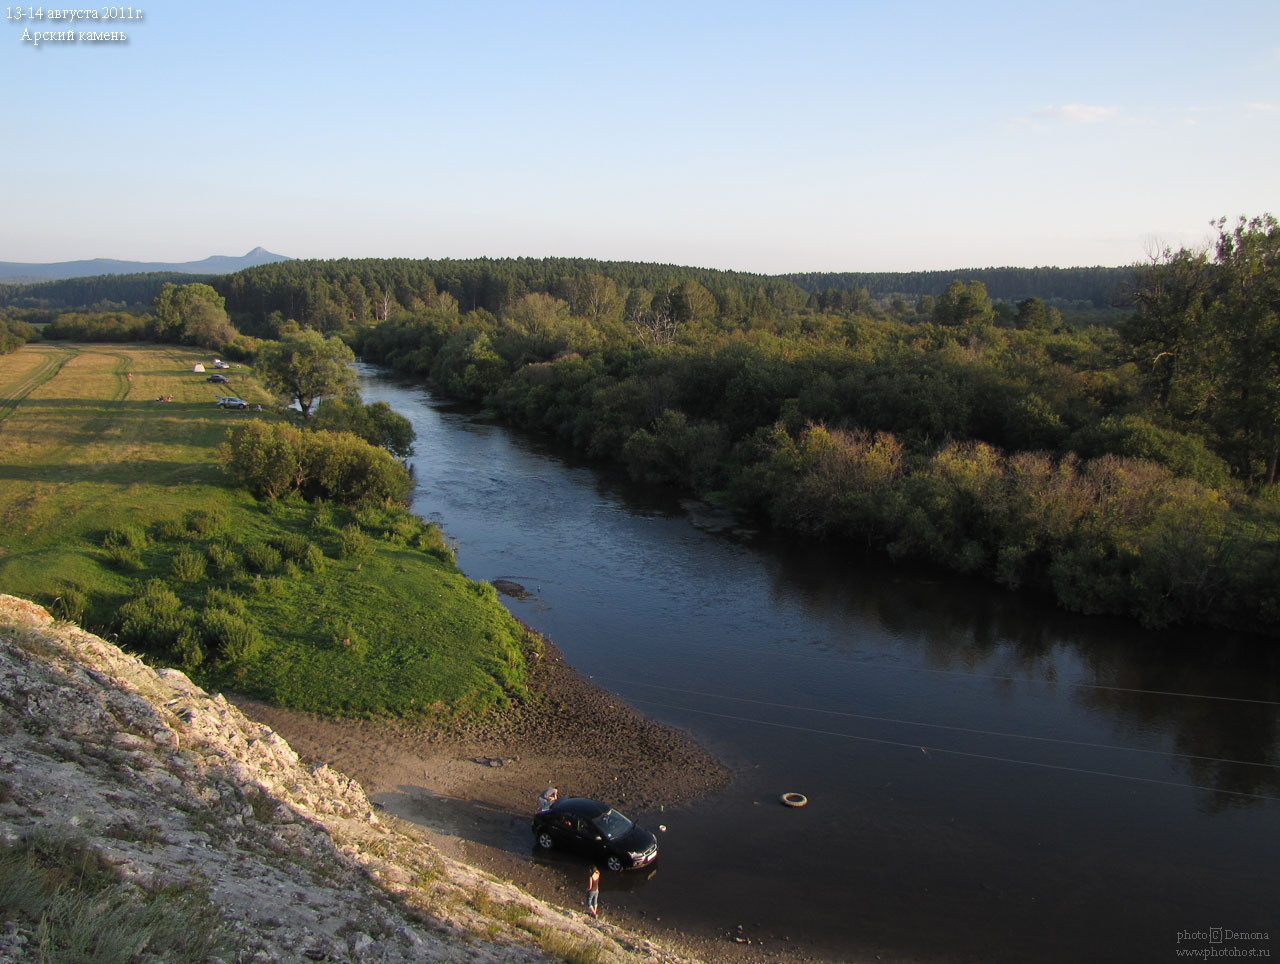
[255,330,357,417]
[151,282,236,347]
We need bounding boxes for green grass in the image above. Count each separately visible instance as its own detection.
[0,342,534,717]
[0,830,231,964]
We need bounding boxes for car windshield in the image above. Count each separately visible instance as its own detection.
[590,809,633,840]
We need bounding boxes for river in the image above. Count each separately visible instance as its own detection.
[357,364,1279,964]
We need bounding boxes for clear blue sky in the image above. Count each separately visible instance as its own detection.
[2,0,1277,272]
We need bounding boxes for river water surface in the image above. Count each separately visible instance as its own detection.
[358,365,1279,964]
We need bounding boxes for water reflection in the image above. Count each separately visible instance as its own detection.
[750,533,1280,806]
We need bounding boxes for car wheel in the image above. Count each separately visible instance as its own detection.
[605,855,624,873]
[536,831,555,850]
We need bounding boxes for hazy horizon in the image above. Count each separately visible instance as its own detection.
[1,246,1141,277]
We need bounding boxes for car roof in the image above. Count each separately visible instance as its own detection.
[550,797,609,817]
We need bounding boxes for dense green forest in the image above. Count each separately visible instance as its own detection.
[784,265,1134,307]
[0,272,201,311]
[11,218,1280,634]
[0,259,1133,318]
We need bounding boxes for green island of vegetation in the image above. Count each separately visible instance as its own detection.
[0,342,534,716]
[2,213,1278,653]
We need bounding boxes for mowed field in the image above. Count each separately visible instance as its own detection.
[0,342,531,717]
[0,343,269,591]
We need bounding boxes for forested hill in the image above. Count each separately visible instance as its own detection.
[783,266,1134,307]
[2,256,1135,317]
[0,272,202,310]
[217,256,808,322]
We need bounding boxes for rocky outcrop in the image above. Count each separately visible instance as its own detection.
[0,594,701,964]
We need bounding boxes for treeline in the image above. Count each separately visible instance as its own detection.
[0,272,201,310]
[213,256,811,335]
[0,315,38,354]
[784,265,1134,308]
[0,258,1132,329]
[36,283,260,360]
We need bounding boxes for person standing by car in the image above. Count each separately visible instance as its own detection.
[586,866,600,918]
[538,785,558,811]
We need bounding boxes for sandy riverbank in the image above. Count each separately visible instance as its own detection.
[232,641,818,964]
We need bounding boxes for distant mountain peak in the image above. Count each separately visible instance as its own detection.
[0,248,292,283]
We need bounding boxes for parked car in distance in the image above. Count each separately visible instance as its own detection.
[207,373,229,383]
[212,359,229,368]
[215,396,249,409]
[532,797,658,872]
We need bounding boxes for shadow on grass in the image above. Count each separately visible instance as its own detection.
[8,399,258,414]
[0,460,226,484]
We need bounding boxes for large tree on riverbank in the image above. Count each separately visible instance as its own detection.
[1126,215,1280,484]
[256,329,357,417]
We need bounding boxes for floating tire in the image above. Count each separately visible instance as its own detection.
[780,792,808,808]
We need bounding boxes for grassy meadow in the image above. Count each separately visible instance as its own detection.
[0,342,533,717]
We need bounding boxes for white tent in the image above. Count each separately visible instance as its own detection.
[193,363,205,372]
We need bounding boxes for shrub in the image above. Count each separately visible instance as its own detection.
[273,533,312,563]
[200,609,262,664]
[259,494,289,517]
[469,580,499,604]
[156,518,190,541]
[300,543,326,572]
[186,507,229,535]
[221,422,411,506]
[102,524,146,551]
[310,499,334,529]
[171,547,207,582]
[413,522,454,561]
[172,628,205,672]
[1067,416,1231,489]
[202,587,246,617]
[50,586,87,623]
[218,422,304,500]
[205,541,240,578]
[102,525,148,570]
[353,505,386,530]
[104,543,143,571]
[250,575,286,598]
[338,524,372,561]
[310,395,415,458]
[118,580,192,652]
[242,541,282,573]
[302,430,413,506]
